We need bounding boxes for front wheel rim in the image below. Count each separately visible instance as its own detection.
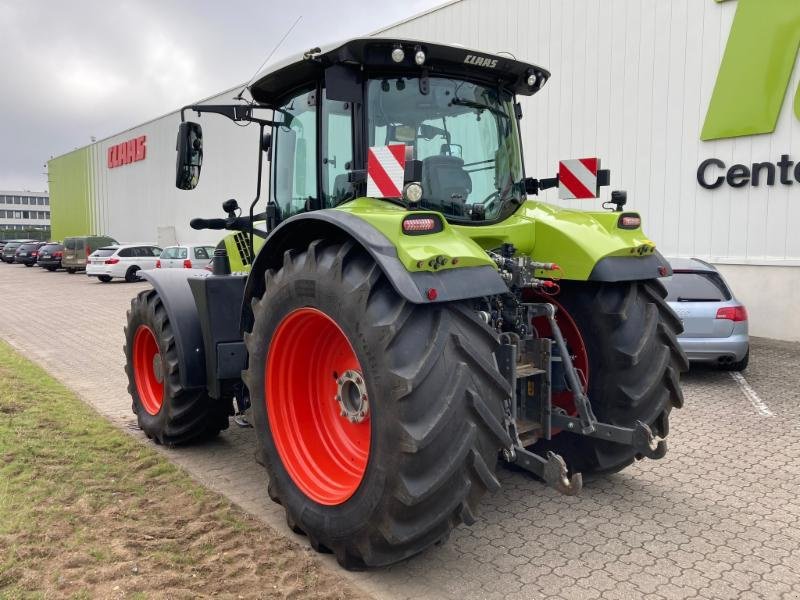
[132,325,164,415]
[266,308,371,506]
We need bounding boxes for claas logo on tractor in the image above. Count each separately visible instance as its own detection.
[124,37,686,571]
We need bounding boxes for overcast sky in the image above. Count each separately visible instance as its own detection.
[0,0,445,192]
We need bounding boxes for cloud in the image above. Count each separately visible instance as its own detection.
[0,0,446,190]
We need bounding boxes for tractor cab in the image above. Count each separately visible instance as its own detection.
[177,38,550,234]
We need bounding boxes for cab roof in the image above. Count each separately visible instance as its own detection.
[249,37,550,106]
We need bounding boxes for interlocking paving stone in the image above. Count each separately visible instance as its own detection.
[1,263,799,600]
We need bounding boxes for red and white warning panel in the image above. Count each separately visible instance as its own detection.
[367,144,406,198]
[559,158,600,199]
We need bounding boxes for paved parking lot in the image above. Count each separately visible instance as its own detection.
[1,263,799,600]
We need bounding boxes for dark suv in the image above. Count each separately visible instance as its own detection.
[36,243,65,271]
[1,240,36,263]
[14,242,47,267]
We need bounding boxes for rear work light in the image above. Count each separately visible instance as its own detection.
[402,215,443,235]
[105,257,120,265]
[617,212,641,229]
[183,259,192,269]
[716,306,748,322]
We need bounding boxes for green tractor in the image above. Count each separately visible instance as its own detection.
[124,38,687,569]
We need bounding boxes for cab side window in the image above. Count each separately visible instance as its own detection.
[273,89,318,219]
[321,90,354,208]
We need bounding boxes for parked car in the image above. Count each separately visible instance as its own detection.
[37,243,66,271]
[86,244,162,282]
[14,241,47,266]
[156,244,217,270]
[663,258,749,371]
[62,235,118,273]
[1,240,36,263]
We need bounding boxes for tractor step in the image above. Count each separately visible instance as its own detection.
[516,363,545,378]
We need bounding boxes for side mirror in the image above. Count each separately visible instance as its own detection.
[175,121,203,190]
[440,143,463,159]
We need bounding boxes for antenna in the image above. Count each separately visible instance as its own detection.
[235,15,303,100]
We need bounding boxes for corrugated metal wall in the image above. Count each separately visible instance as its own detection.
[377,0,800,265]
[50,88,264,246]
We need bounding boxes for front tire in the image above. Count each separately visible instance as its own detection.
[124,289,229,445]
[530,280,687,477]
[243,240,511,569]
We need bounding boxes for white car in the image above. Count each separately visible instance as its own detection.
[86,244,162,283]
[156,244,217,270]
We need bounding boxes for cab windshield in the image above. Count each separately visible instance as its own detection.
[367,77,524,222]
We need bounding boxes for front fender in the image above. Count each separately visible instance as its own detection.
[140,269,206,390]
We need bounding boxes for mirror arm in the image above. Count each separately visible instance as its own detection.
[248,123,266,256]
[179,104,277,127]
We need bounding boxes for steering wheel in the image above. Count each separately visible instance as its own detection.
[481,191,501,215]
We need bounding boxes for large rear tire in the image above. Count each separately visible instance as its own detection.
[124,289,229,445]
[530,280,687,477]
[243,240,511,569]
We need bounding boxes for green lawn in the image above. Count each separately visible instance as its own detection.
[0,340,363,599]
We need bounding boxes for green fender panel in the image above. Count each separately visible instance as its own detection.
[453,200,663,281]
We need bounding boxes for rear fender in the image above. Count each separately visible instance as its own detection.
[241,208,508,332]
[524,201,670,282]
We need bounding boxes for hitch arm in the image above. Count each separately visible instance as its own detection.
[527,303,597,433]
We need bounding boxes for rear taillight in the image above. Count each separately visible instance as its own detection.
[31,251,38,256]
[155,259,161,268]
[401,215,443,234]
[53,251,63,258]
[617,212,641,229]
[716,306,747,322]
[105,257,119,265]
[183,259,192,269]
[86,246,91,256]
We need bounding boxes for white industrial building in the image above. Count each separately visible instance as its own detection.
[0,191,51,233]
[48,0,800,340]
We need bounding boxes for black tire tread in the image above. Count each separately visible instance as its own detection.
[124,289,229,446]
[531,279,687,477]
[243,240,511,569]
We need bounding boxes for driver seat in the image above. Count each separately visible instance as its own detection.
[421,156,472,211]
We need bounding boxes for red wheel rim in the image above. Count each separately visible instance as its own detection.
[530,295,589,416]
[266,308,371,506]
[132,325,164,416]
